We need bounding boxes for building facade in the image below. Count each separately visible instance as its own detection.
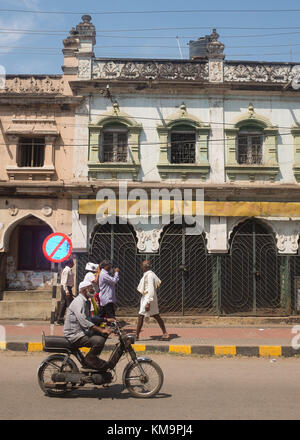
[2,15,300,317]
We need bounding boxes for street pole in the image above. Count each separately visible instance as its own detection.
[50,262,59,335]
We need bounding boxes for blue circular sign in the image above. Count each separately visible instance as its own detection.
[42,233,73,263]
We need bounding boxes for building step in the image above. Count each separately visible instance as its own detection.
[0,300,57,320]
[1,290,55,302]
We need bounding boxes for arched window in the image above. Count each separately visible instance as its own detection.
[101,123,128,163]
[225,104,279,182]
[170,124,196,164]
[88,105,142,180]
[156,104,210,180]
[237,126,263,165]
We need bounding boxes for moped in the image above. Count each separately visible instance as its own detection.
[37,321,164,398]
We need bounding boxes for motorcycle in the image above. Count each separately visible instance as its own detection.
[37,320,164,398]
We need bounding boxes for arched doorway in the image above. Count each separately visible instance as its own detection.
[6,215,53,290]
[150,223,214,315]
[77,221,142,314]
[78,220,215,315]
[221,219,282,315]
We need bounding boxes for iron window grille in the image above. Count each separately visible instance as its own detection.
[102,129,129,162]
[170,131,196,164]
[237,132,263,165]
[18,137,45,167]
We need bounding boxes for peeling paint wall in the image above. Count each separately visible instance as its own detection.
[6,255,52,290]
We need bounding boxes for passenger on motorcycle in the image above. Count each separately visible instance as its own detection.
[63,280,113,370]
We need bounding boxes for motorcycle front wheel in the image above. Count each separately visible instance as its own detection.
[37,354,78,397]
[124,360,164,398]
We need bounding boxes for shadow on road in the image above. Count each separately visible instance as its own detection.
[55,384,171,400]
[149,334,180,341]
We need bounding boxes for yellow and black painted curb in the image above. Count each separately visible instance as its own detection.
[0,342,299,357]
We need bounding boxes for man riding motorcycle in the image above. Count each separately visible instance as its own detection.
[63,280,113,370]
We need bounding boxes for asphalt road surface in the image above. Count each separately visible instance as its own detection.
[1,351,300,420]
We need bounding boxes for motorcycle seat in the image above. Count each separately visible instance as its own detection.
[43,335,73,352]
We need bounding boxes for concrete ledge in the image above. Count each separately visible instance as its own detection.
[1,342,300,357]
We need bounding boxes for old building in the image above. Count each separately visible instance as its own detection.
[2,14,300,318]
[0,58,82,318]
[69,17,300,316]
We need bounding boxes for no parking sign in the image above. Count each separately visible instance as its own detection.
[42,232,73,263]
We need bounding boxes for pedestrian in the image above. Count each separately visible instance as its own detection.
[83,262,102,323]
[83,262,99,288]
[136,260,169,341]
[63,279,113,370]
[56,258,74,325]
[98,260,119,319]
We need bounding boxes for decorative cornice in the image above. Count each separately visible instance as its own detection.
[92,59,209,82]
[88,58,300,87]
[0,76,64,95]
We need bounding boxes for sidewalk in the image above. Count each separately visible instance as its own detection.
[1,319,299,357]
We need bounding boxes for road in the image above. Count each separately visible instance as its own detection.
[1,351,300,420]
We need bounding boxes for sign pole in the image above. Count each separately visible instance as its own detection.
[50,262,58,336]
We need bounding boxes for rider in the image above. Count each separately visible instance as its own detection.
[63,279,113,370]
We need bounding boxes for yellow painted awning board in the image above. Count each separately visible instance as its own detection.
[79,199,300,218]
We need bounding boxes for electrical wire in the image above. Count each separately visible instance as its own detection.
[2,8,300,15]
[4,42,300,50]
[3,27,300,39]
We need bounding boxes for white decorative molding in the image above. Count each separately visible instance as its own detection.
[92,60,209,81]
[276,233,299,254]
[224,63,292,83]
[8,205,18,216]
[209,60,223,83]
[78,58,91,79]
[136,227,163,253]
[42,206,53,217]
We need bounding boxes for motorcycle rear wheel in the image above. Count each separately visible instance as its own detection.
[124,360,164,398]
[38,354,78,397]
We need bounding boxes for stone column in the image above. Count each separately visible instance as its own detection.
[72,199,88,252]
[88,127,100,164]
[44,135,56,167]
[76,15,96,81]
[209,99,225,183]
[157,127,169,180]
[291,127,300,182]
[207,216,228,254]
[6,135,18,168]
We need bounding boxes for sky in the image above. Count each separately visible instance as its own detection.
[1,0,300,74]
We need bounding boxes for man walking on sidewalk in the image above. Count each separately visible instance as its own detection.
[56,259,74,325]
[98,260,119,319]
[136,260,169,341]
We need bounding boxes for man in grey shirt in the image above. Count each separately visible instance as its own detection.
[64,280,113,370]
[98,260,119,319]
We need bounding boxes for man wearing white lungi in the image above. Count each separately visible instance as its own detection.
[136,260,169,341]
